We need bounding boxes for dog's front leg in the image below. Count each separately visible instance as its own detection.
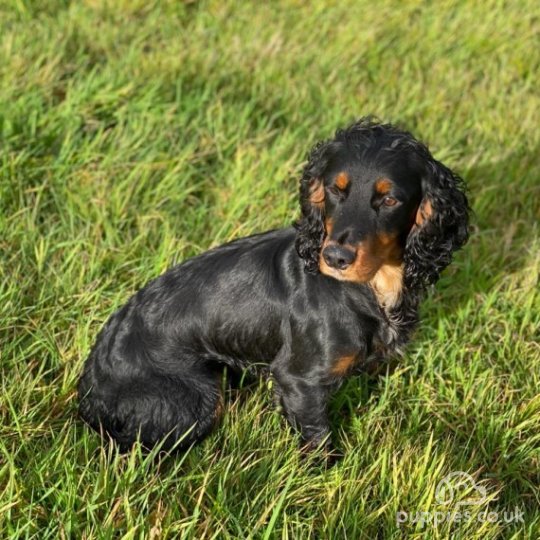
[272,368,332,452]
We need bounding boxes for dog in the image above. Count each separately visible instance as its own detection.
[78,118,469,454]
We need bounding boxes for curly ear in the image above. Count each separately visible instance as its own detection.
[404,158,470,290]
[295,140,340,273]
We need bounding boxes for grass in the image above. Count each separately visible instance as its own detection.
[1,0,539,538]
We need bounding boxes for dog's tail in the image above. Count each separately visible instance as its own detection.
[78,367,222,452]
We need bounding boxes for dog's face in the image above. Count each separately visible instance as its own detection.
[295,119,469,291]
[316,156,424,282]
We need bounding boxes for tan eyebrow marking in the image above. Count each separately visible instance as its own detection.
[335,172,350,190]
[374,178,393,195]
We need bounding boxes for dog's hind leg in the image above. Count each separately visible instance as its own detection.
[78,365,223,452]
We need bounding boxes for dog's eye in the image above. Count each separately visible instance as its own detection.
[327,185,343,197]
[382,196,398,207]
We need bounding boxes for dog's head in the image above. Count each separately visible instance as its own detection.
[295,118,469,294]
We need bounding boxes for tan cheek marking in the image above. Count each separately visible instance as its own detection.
[325,217,334,237]
[344,232,402,282]
[375,232,403,265]
[320,237,380,283]
[319,218,334,257]
[322,232,403,284]
[345,238,379,281]
[335,172,350,190]
[377,232,396,247]
[374,178,393,195]
[331,354,357,376]
[415,199,433,226]
[319,218,336,278]
[309,180,325,208]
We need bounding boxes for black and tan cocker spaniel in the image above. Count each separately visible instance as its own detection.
[78,118,469,454]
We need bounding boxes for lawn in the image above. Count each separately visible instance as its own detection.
[1,0,539,538]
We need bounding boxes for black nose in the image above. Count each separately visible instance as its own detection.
[322,245,356,270]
